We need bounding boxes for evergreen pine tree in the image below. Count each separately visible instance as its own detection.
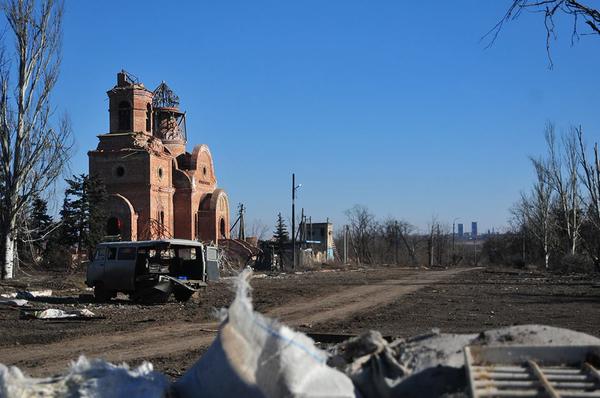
[17,194,54,265]
[57,174,108,264]
[273,212,289,257]
[59,174,86,249]
[85,175,108,251]
[28,195,54,258]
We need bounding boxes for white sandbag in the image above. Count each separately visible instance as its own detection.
[17,290,53,299]
[0,356,169,398]
[35,308,96,319]
[174,269,356,398]
[0,298,28,307]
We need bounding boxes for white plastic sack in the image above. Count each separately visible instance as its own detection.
[174,269,357,398]
[17,290,53,299]
[0,298,28,307]
[35,308,95,319]
[0,356,169,398]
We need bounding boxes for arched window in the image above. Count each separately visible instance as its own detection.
[146,103,152,132]
[118,101,131,131]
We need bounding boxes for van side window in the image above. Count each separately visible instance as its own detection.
[178,248,196,260]
[107,247,117,260]
[95,248,106,260]
[118,247,137,260]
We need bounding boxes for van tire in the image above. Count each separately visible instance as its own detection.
[174,288,194,302]
[94,283,113,302]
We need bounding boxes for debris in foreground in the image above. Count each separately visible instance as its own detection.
[1,270,599,397]
[27,308,97,320]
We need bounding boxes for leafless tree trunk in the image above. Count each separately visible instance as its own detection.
[545,123,580,255]
[345,205,375,265]
[576,126,600,269]
[248,219,269,241]
[517,158,554,269]
[397,220,418,266]
[0,0,71,279]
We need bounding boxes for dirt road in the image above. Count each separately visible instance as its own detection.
[0,267,468,376]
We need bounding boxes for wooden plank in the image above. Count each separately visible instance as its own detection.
[528,359,561,398]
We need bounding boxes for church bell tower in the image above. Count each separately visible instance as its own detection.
[107,70,154,134]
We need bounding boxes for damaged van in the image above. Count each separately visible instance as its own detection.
[86,239,219,302]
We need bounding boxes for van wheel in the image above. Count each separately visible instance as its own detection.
[94,284,113,302]
[132,290,170,304]
[174,288,194,302]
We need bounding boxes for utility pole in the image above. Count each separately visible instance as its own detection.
[452,217,459,266]
[343,225,348,264]
[292,173,295,270]
[394,220,399,265]
[291,174,301,269]
[238,203,245,241]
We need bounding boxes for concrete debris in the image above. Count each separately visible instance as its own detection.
[328,325,600,398]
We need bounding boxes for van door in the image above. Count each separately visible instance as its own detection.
[105,246,137,291]
[205,246,219,281]
[103,246,119,289]
[116,246,137,290]
[87,247,107,286]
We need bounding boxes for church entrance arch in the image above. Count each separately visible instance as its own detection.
[220,218,226,238]
[106,217,122,236]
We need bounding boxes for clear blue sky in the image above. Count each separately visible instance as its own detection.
[50,1,600,233]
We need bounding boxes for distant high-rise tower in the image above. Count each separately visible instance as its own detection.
[457,223,464,238]
[471,222,478,240]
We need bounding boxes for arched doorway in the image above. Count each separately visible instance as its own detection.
[106,217,121,236]
[220,218,226,239]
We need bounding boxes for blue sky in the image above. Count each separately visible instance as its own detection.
[47,1,600,233]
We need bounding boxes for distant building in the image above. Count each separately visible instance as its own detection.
[471,222,478,240]
[457,223,464,239]
[300,221,334,262]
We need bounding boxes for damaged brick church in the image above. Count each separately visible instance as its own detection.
[88,71,230,242]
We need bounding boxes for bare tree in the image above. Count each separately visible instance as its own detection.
[545,123,580,255]
[0,0,71,279]
[516,158,555,268]
[575,126,600,269]
[487,1,600,68]
[397,220,419,266]
[248,218,269,241]
[344,204,375,265]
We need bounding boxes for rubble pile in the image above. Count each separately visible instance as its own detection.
[1,271,599,397]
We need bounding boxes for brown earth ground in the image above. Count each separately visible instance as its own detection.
[1,266,599,378]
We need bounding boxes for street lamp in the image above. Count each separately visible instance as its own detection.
[291,173,301,269]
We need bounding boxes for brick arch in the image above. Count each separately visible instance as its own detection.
[190,144,216,186]
[210,189,230,240]
[106,194,137,240]
[196,189,230,242]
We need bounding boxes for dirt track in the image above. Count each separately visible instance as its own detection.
[0,267,467,376]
